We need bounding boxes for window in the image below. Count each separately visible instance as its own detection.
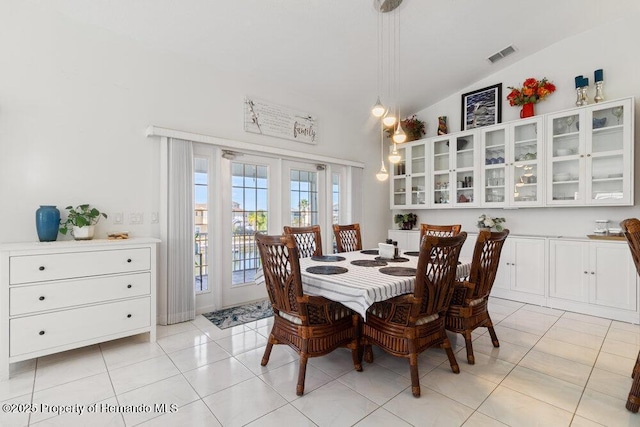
[194,156,209,292]
[231,162,268,285]
[290,169,318,226]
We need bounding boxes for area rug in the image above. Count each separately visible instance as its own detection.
[203,299,273,329]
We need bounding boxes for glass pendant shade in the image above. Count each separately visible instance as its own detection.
[392,122,407,143]
[372,97,386,117]
[382,114,397,127]
[376,161,389,181]
[388,144,401,163]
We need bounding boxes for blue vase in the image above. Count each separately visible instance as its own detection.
[36,205,60,242]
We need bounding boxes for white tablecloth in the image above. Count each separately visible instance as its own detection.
[256,250,471,319]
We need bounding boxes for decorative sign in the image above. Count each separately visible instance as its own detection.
[244,97,317,144]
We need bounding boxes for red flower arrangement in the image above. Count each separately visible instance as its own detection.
[507,77,556,106]
[385,115,426,141]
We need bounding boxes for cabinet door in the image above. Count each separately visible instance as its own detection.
[481,125,508,207]
[547,110,585,205]
[492,239,512,292]
[452,132,478,207]
[549,240,589,302]
[590,242,637,311]
[408,143,427,207]
[510,118,543,207]
[586,99,633,206]
[511,238,545,295]
[391,144,409,208]
[431,136,452,207]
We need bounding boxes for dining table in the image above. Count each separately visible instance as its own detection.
[264,249,472,319]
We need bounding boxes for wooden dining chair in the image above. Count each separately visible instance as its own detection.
[283,225,323,258]
[445,229,509,364]
[419,223,462,244]
[620,218,640,412]
[362,232,467,397]
[255,233,361,396]
[333,223,362,253]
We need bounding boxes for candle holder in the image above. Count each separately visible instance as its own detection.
[580,86,589,106]
[594,81,604,103]
[575,88,583,107]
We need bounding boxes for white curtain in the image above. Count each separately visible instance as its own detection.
[166,138,195,324]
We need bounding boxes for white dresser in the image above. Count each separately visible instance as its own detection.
[0,238,159,379]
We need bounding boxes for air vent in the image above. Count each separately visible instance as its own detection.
[487,45,516,64]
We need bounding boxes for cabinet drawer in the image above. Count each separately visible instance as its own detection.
[10,297,150,357]
[10,273,151,316]
[10,248,151,284]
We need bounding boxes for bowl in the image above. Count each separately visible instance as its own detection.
[553,172,571,182]
[556,148,573,156]
[593,117,607,129]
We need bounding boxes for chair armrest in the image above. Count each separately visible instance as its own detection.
[450,281,474,306]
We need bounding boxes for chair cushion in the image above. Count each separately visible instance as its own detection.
[415,313,439,325]
[279,311,303,325]
[468,298,484,307]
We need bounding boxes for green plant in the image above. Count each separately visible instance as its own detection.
[59,204,108,235]
[477,214,505,231]
[385,115,426,142]
[394,213,418,229]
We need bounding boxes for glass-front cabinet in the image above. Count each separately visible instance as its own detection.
[481,117,543,207]
[390,140,427,208]
[430,131,478,208]
[546,98,633,206]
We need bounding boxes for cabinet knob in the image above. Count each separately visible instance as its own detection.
[39,266,45,271]
[591,271,595,275]
[584,271,588,274]
[127,259,132,263]
[580,154,585,158]
[39,296,45,301]
[39,331,45,336]
[587,154,591,157]
[127,314,132,318]
[127,284,132,289]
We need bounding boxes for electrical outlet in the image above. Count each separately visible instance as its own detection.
[113,212,123,224]
[151,212,159,223]
[129,213,144,225]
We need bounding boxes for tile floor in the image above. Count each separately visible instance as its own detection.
[2,298,640,426]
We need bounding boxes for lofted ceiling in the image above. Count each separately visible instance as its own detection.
[29,0,637,123]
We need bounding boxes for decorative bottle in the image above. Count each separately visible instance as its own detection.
[35,205,60,242]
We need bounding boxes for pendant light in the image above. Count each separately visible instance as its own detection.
[391,7,406,144]
[371,9,386,118]
[376,121,389,181]
[380,1,396,127]
[388,143,401,164]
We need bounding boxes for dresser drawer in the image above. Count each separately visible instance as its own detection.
[10,272,151,316]
[10,248,151,284]
[10,297,151,357]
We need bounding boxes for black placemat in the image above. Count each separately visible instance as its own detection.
[360,249,379,255]
[375,256,410,263]
[379,267,417,276]
[311,255,346,262]
[350,259,388,267]
[404,251,420,256]
[306,265,349,275]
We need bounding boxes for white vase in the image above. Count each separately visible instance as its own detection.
[72,225,95,240]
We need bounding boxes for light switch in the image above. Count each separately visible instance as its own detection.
[151,212,159,223]
[113,212,123,224]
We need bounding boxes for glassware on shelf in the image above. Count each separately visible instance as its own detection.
[612,107,623,125]
[565,116,575,133]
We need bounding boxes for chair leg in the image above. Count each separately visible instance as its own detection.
[296,354,309,396]
[364,344,374,364]
[409,352,421,397]
[351,346,363,372]
[632,353,640,379]
[261,335,275,366]
[487,320,500,348]
[463,331,475,365]
[442,338,460,374]
[628,352,640,412]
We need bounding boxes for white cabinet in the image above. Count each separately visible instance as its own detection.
[0,238,159,379]
[430,131,479,208]
[481,117,544,207]
[546,98,634,206]
[390,141,428,208]
[387,230,420,252]
[491,237,546,305]
[548,238,638,322]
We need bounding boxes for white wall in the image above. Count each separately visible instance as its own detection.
[404,13,640,238]
[0,1,388,246]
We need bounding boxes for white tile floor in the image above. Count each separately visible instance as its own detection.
[2,297,640,426]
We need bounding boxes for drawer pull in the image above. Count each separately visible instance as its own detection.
[39,331,45,336]
[39,296,45,301]
[127,284,132,289]
[39,266,45,271]
[127,314,132,318]
[127,259,132,263]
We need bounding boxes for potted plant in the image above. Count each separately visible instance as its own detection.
[477,214,506,231]
[394,213,418,230]
[385,115,426,142]
[59,204,108,240]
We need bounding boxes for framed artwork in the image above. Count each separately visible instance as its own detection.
[460,83,502,131]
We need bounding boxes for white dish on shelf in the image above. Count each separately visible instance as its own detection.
[553,173,571,182]
[556,148,573,156]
